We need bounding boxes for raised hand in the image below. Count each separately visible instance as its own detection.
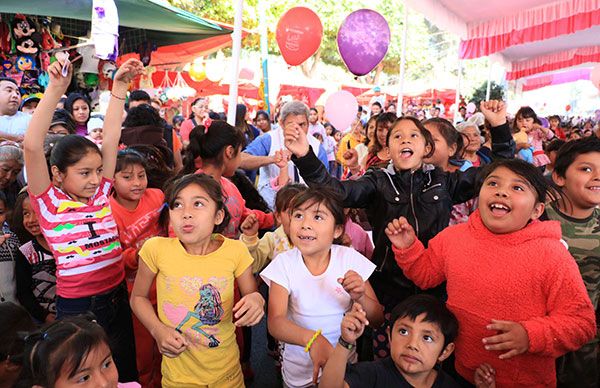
[474,363,496,388]
[284,120,310,158]
[309,334,334,385]
[343,148,359,169]
[338,270,366,301]
[152,324,188,358]
[480,100,507,127]
[482,319,529,359]
[273,149,290,169]
[384,217,417,249]
[232,291,265,327]
[340,303,369,344]
[46,59,72,94]
[240,213,259,237]
[113,58,144,85]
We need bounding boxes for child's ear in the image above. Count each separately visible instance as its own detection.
[448,143,458,157]
[333,224,344,240]
[530,201,545,221]
[214,209,225,226]
[437,342,455,362]
[51,165,63,183]
[552,170,565,187]
[224,145,235,161]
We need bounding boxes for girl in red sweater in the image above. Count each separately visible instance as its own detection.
[111,149,166,388]
[385,159,596,387]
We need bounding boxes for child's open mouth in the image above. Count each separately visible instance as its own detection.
[400,148,414,159]
[489,202,511,216]
[297,235,316,241]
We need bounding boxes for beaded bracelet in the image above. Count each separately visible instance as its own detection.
[304,329,322,353]
[111,93,126,101]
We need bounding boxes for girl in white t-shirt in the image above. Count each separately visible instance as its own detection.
[261,186,383,388]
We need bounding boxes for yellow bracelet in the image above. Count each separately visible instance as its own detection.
[304,329,322,353]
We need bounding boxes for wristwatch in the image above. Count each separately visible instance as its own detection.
[338,336,355,351]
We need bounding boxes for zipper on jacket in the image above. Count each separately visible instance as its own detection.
[422,182,442,193]
[376,246,390,272]
[410,172,420,237]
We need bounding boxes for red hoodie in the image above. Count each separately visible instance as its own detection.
[393,210,595,387]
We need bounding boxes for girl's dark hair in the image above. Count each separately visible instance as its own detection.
[115,148,147,174]
[423,117,463,159]
[548,115,561,123]
[50,135,102,173]
[230,170,270,212]
[50,109,77,134]
[164,173,231,234]
[309,107,318,114]
[255,110,270,122]
[476,159,558,203]
[274,183,306,213]
[20,315,109,388]
[128,145,173,190]
[388,116,435,159]
[10,190,33,243]
[513,106,541,132]
[122,104,163,128]
[289,185,346,244]
[189,98,205,120]
[183,121,245,174]
[371,112,396,153]
[172,115,185,127]
[63,93,91,123]
[235,104,256,142]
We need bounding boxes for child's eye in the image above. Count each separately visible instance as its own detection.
[76,374,91,383]
[121,175,131,180]
[423,335,433,343]
[399,328,408,336]
[486,180,497,186]
[314,215,323,221]
[81,172,88,176]
[411,133,418,138]
[580,167,592,173]
[194,201,204,208]
[173,201,182,209]
[513,185,524,191]
[102,359,113,369]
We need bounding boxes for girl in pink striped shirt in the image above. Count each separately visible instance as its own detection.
[23,58,144,382]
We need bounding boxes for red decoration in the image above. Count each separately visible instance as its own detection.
[276,7,323,67]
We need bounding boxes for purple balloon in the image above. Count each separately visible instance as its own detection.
[540,117,549,128]
[337,10,390,76]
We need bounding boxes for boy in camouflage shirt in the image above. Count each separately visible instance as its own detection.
[548,136,600,388]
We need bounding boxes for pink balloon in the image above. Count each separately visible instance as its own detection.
[325,91,358,131]
[591,64,600,91]
[466,102,476,114]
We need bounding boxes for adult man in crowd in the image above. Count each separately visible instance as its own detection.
[0,78,31,141]
[240,101,329,209]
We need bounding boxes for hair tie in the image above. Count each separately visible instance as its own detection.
[203,118,212,133]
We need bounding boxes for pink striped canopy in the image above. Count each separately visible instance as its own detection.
[405,0,600,80]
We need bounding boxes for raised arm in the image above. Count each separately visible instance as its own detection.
[102,59,144,179]
[23,61,71,195]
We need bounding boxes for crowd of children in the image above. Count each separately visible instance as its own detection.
[0,54,599,388]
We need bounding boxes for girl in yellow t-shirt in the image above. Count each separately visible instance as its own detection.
[131,173,265,388]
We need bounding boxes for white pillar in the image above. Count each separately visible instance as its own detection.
[226,0,244,125]
[397,7,408,117]
[485,58,492,101]
[454,59,462,124]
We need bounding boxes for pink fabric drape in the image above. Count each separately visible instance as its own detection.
[506,45,600,80]
[522,68,591,92]
[459,0,600,59]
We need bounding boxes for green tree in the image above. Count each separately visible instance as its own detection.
[469,81,505,105]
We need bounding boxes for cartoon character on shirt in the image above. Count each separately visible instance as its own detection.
[175,284,224,348]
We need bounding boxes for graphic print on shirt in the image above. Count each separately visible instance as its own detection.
[174,284,224,348]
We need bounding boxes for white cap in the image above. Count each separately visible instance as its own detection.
[87,117,104,134]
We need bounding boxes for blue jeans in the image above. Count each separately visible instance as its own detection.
[56,282,138,382]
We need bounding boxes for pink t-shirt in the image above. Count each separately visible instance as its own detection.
[29,178,124,298]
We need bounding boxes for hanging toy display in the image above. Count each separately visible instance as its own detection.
[12,14,36,40]
[98,60,116,90]
[139,65,156,89]
[15,54,36,71]
[0,16,11,54]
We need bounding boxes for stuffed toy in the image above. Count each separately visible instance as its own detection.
[16,55,36,71]
[41,26,60,51]
[0,16,10,54]
[12,14,35,40]
[98,60,116,90]
[136,41,156,67]
[16,33,41,56]
[1,56,14,76]
[139,66,156,89]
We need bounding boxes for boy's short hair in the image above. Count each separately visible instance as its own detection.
[389,294,458,347]
[274,183,306,213]
[553,136,600,178]
[371,101,382,109]
[129,90,151,103]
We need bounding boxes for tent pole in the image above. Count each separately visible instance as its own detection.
[259,0,271,115]
[454,59,462,124]
[227,0,244,125]
[397,6,408,117]
[485,58,492,100]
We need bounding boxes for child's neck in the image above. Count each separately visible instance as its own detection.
[400,368,437,388]
[182,234,221,256]
[556,193,596,219]
[302,249,331,276]
[35,234,50,250]
[201,163,223,182]
[114,193,141,211]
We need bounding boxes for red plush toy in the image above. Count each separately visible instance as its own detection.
[12,14,35,39]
